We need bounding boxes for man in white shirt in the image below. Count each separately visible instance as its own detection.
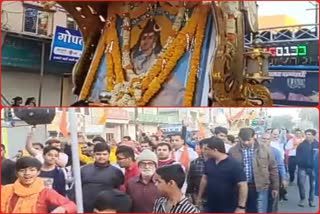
[171,134,198,166]
[285,128,304,184]
[270,129,285,158]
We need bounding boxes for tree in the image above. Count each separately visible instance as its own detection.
[298,109,318,129]
[270,115,295,130]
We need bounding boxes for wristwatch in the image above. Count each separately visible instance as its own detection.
[237,205,246,209]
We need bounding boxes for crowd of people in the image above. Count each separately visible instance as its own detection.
[1,126,319,213]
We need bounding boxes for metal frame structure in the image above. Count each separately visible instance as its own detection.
[245,23,319,45]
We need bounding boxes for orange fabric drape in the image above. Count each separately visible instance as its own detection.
[98,110,108,125]
[180,145,190,171]
[2,178,44,213]
[59,108,68,138]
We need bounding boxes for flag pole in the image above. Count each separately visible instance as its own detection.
[68,108,84,213]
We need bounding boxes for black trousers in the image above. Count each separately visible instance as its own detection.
[288,156,297,182]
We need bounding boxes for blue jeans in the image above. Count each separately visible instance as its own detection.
[246,186,269,213]
[297,167,315,202]
[267,189,279,213]
[257,189,269,213]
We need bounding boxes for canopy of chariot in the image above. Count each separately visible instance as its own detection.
[44,1,273,107]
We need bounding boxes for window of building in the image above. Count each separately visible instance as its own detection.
[106,133,114,142]
[23,6,51,35]
[66,14,78,30]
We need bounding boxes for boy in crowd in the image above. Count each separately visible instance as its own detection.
[1,157,76,213]
[39,146,66,196]
[153,164,199,213]
[93,189,132,213]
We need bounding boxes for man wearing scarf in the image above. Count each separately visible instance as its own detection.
[1,157,76,213]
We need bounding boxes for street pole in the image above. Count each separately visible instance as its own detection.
[68,108,84,213]
[2,32,7,48]
[135,108,139,141]
[38,41,45,106]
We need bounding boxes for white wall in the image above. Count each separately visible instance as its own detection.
[2,2,24,32]
[2,70,62,106]
[2,125,47,157]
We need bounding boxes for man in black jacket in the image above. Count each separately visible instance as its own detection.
[296,129,318,207]
[1,144,16,185]
[81,143,124,212]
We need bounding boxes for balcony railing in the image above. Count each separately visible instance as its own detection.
[245,23,319,45]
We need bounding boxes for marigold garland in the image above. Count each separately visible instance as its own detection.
[121,12,133,74]
[106,52,114,91]
[184,5,209,106]
[137,6,202,106]
[159,2,181,15]
[109,17,124,83]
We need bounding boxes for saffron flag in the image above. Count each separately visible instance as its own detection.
[98,110,108,125]
[180,145,190,171]
[59,108,68,137]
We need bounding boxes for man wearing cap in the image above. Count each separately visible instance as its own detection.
[126,149,161,212]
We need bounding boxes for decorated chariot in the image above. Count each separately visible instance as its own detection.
[47,1,273,106]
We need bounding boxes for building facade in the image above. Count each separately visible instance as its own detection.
[2,1,78,106]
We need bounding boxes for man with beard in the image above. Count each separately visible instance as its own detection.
[156,143,176,167]
[126,149,161,212]
[81,143,124,212]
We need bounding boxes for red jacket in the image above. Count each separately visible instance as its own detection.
[120,162,140,192]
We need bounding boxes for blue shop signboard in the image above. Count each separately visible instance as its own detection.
[50,26,83,63]
[267,67,319,106]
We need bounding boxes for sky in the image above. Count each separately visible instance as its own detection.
[266,108,319,121]
[267,108,299,118]
[258,1,318,25]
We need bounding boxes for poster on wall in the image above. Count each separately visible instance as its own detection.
[267,69,319,106]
